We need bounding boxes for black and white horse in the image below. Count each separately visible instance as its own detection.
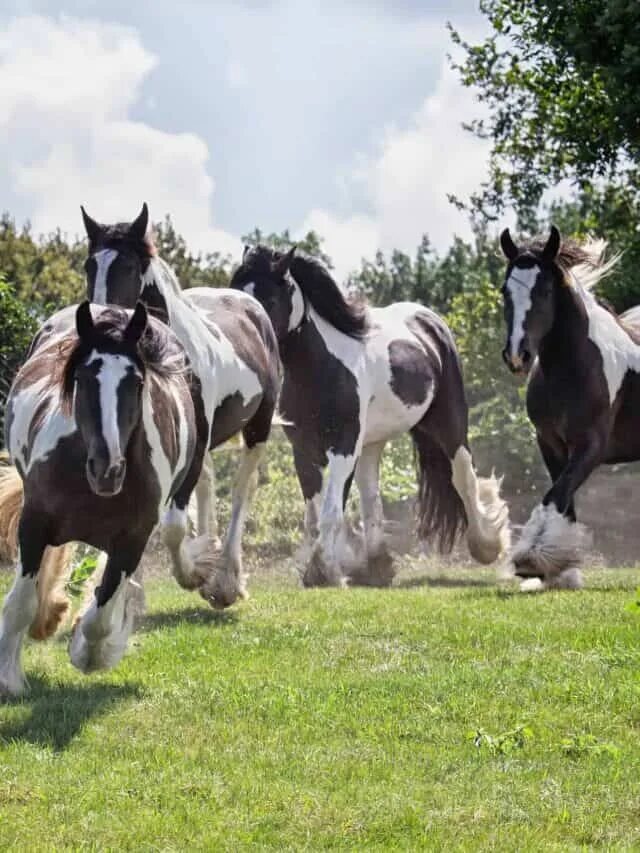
[231,245,510,587]
[0,302,207,693]
[500,226,640,589]
[80,205,281,607]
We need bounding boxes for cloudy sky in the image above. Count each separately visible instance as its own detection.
[0,1,490,278]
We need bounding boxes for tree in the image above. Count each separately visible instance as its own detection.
[0,214,85,308]
[152,216,232,289]
[0,277,39,438]
[242,228,333,270]
[450,1,640,222]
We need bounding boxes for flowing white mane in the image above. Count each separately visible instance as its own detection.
[569,237,621,293]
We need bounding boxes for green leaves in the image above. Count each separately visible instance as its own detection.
[450,1,640,222]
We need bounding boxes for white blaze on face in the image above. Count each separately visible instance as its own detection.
[89,351,137,469]
[506,264,540,359]
[93,249,118,304]
[288,279,305,332]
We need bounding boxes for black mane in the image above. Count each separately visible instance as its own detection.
[234,245,369,340]
[59,307,186,412]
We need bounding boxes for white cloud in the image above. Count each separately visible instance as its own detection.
[304,61,492,280]
[0,14,239,257]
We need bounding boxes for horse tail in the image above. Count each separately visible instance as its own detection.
[0,461,22,562]
[28,544,74,640]
[450,447,511,564]
[411,427,467,553]
[0,461,72,639]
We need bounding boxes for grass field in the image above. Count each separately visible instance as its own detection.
[0,560,638,851]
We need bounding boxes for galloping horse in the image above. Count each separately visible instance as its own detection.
[231,245,510,587]
[0,303,207,693]
[80,205,281,607]
[500,226,640,588]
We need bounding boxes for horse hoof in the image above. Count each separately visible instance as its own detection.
[348,550,395,588]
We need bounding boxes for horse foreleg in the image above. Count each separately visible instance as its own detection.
[200,442,264,609]
[69,538,147,673]
[0,525,47,695]
[349,441,394,587]
[303,452,358,588]
[512,429,605,587]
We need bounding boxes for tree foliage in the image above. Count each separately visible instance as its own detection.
[153,216,232,289]
[450,1,640,221]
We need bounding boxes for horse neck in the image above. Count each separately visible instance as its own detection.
[143,257,216,369]
[279,306,358,368]
[538,283,590,372]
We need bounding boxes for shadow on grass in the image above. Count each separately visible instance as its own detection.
[397,574,496,590]
[137,606,238,634]
[0,675,141,751]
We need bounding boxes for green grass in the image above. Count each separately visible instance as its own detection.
[0,564,639,851]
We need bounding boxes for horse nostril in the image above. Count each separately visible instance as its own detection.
[522,349,531,365]
[87,458,97,478]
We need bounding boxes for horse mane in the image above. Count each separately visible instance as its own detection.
[234,245,369,339]
[58,307,186,414]
[525,235,621,293]
[287,252,369,339]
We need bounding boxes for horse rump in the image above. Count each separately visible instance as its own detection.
[411,427,467,554]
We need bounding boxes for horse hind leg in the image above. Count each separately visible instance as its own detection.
[29,544,74,640]
[450,447,511,564]
[192,453,221,546]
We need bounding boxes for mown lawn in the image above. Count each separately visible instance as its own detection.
[0,563,638,851]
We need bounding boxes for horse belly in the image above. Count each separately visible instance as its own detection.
[210,391,262,448]
[363,389,431,445]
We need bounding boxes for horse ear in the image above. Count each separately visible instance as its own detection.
[76,301,95,341]
[242,243,252,261]
[500,228,519,261]
[543,225,561,262]
[125,301,148,345]
[271,245,296,279]
[129,203,149,241]
[81,206,102,244]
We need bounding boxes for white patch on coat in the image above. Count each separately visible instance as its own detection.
[243,281,256,297]
[505,265,539,359]
[142,380,185,510]
[577,286,640,404]
[288,279,306,332]
[89,351,139,469]
[8,375,75,475]
[93,249,118,304]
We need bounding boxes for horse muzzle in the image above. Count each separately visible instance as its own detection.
[502,347,532,377]
[86,457,127,497]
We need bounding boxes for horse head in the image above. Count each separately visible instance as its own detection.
[499,226,561,375]
[67,302,148,497]
[81,203,154,308]
[231,245,302,340]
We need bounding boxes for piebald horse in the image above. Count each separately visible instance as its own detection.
[0,303,206,693]
[231,245,510,587]
[500,226,640,588]
[80,205,281,607]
